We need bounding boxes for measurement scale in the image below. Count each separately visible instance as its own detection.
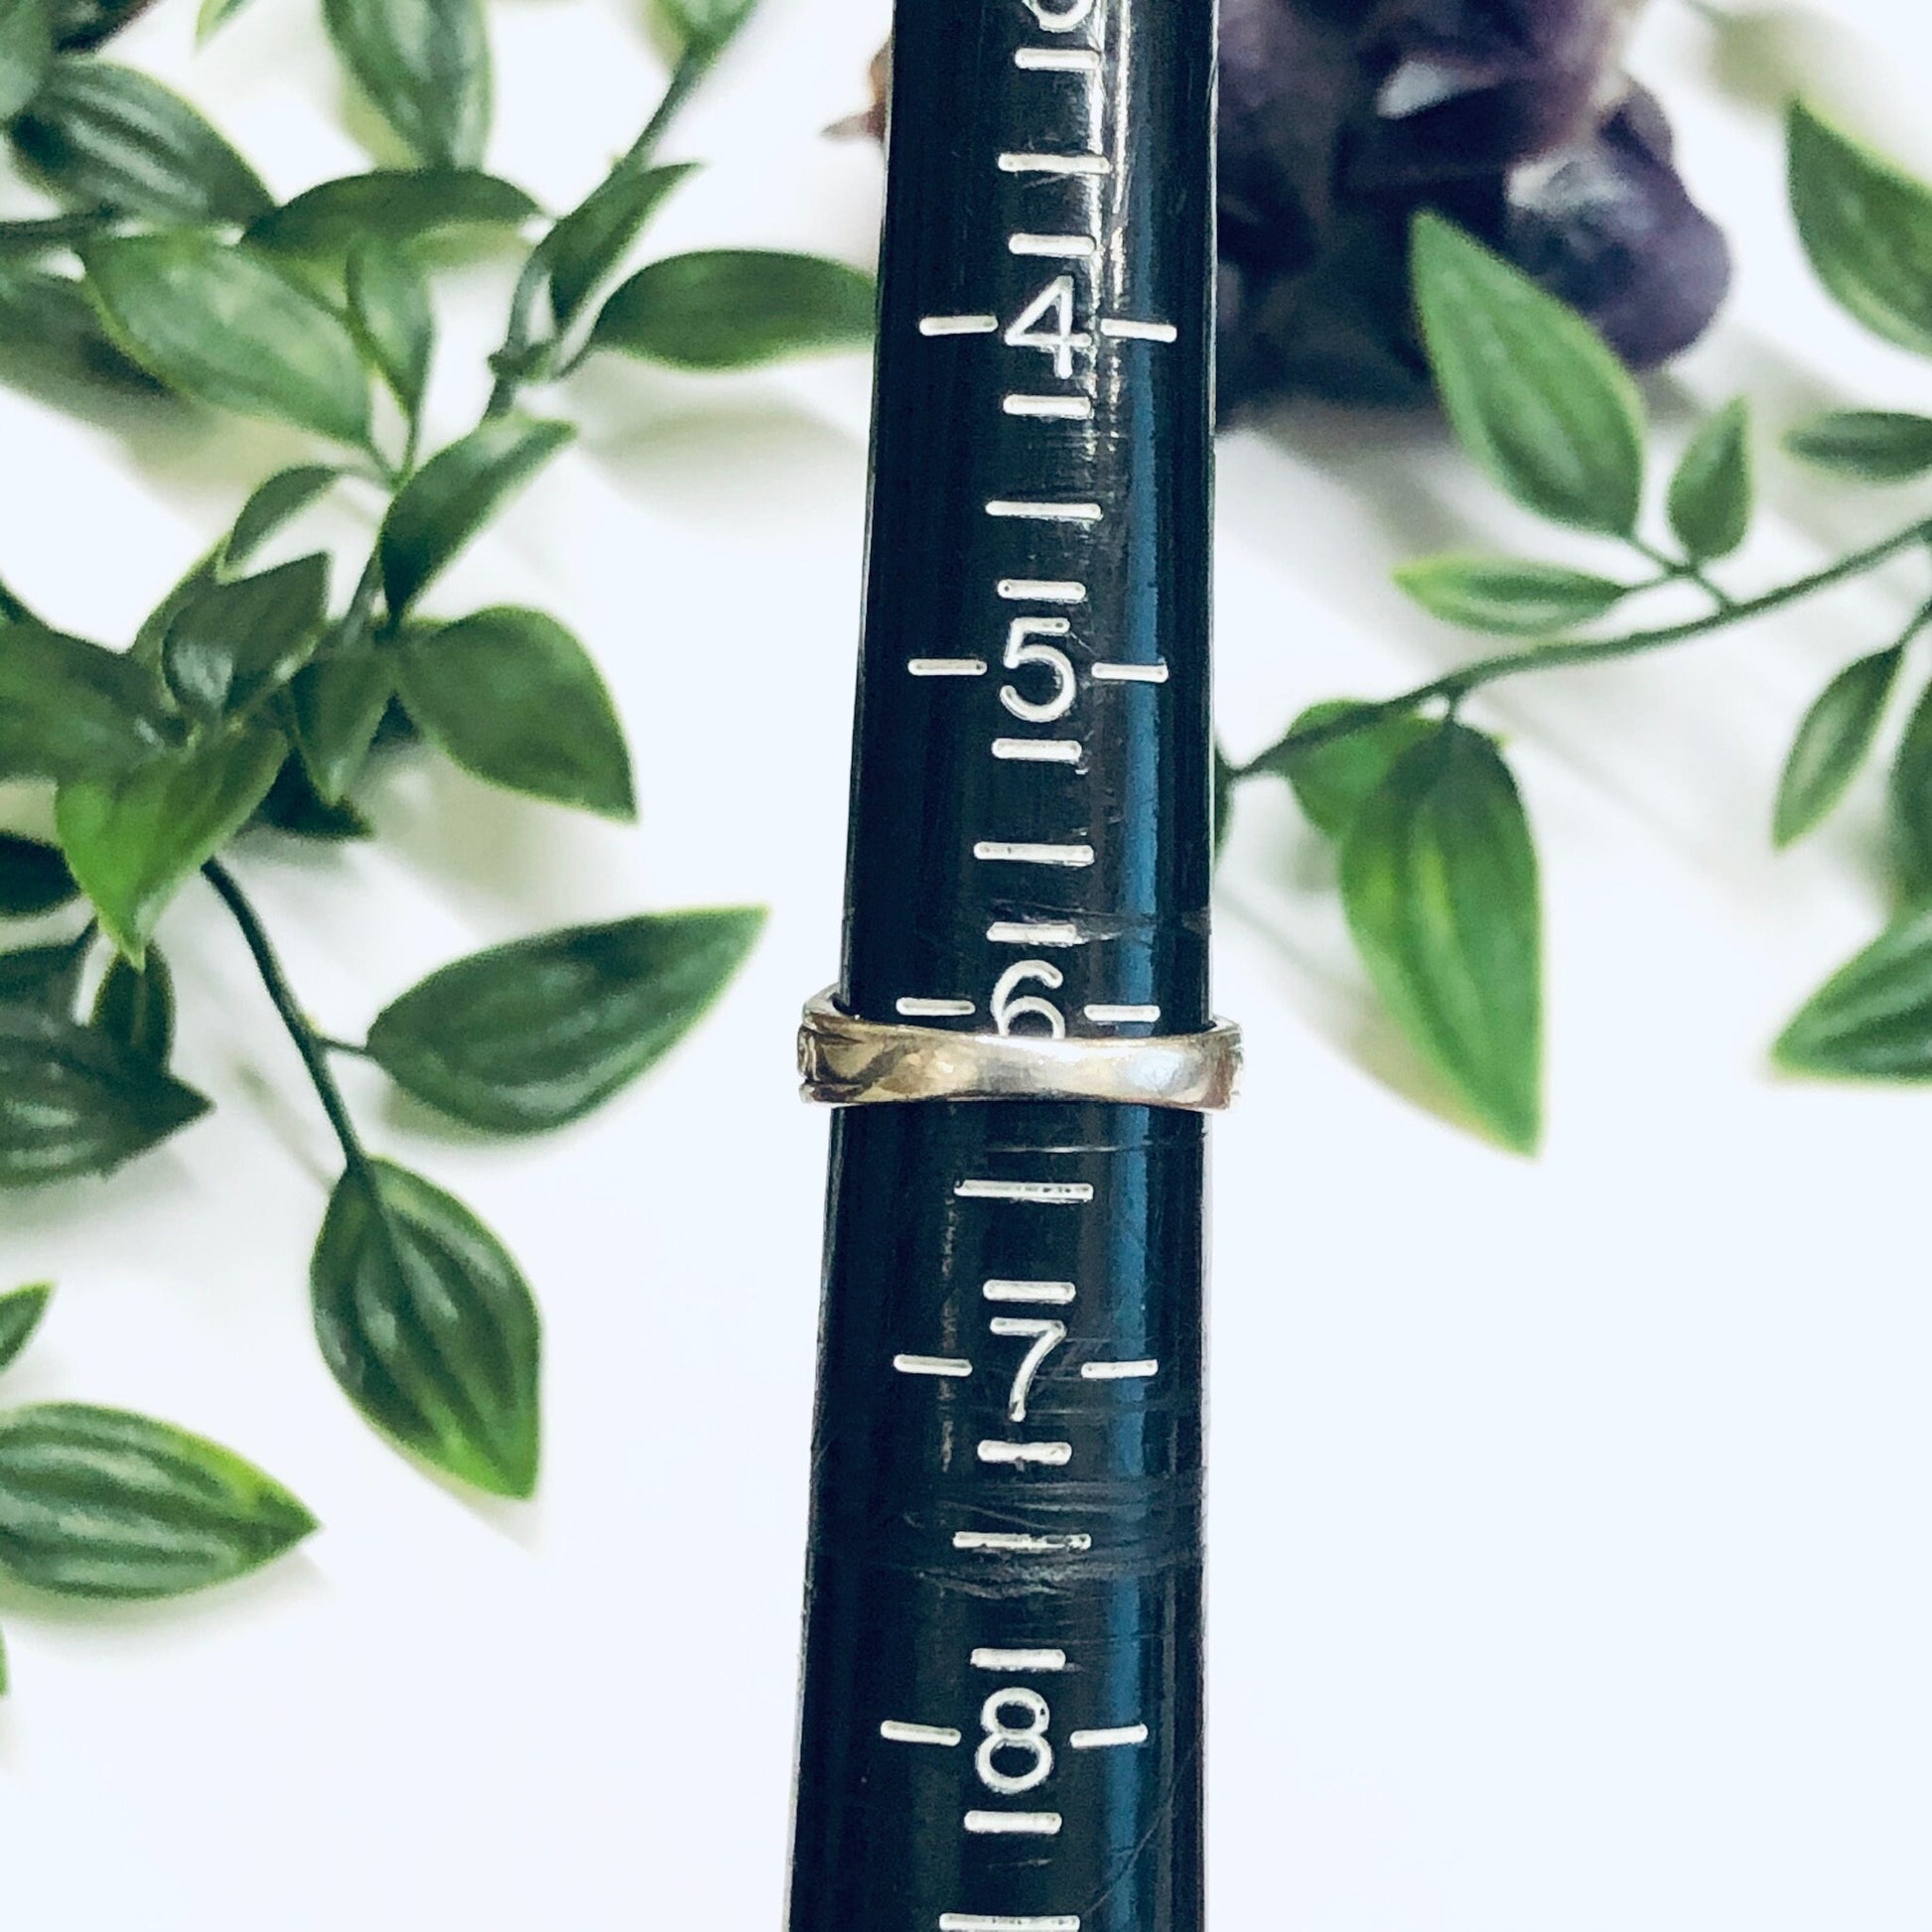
[789,4,1229,1931]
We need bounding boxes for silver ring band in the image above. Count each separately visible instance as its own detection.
[797,989,1242,1112]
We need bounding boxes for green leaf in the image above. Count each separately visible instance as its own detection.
[57,726,285,960]
[346,234,431,420]
[161,553,330,719]
[0,0,54,126]
[123,466,336,673]
[253,754,372,840]
[1254,701,1438,841]
[225,465,340,569]
[322,0,489,171]
[0,1284,51,1375]
[1889,678,1932,902]
[1788,100,1932,357]
[311,1159,539,1496]
[83,232,372,448]
[1393,555,1631,635]
[366,905,764,1133]
[0,1005,208,1184]
[592,249,876,369]
[653,0,757,56]
[0,263,168,396]
[290,645,393,804]
[0,938,86,1012]
[1668,398,1753,562]
[0,621,173,783]
[397,608,632,817]
[245,169,533,265]
[48,0,150,50]
[0,834,76,917]
[1340,723,1543,1152]
[1776,905,1932,1078]
[196,0,255,42]
[91,946,174,1066]
[0,1404,314,1598]
[378,415,571,614]
[547,161,695,332]
[1774,645,1903,848]
[1784,409,1932,483]
[10,58,272,225]
[1410,210,1646,536]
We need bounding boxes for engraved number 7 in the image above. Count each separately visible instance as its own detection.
[989,1317,1066,1423]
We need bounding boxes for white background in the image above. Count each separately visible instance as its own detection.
[3,0,1932,1924]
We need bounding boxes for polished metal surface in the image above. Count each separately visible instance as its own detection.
[799,990,1242,1112]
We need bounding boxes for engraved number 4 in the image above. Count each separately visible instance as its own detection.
[1006,276,1090,379]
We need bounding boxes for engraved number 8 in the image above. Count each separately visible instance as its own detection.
[977,1687,1054,1795]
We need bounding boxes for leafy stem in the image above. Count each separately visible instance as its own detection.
[1238,514,1932,773]
[203,858,370,1180]
[1630,534,1736,611]
[483,44,713,418]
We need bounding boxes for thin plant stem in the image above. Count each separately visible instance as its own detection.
[203,859,370,1178]
[1630,534,1737,611]
[1236,515,1932,774]
[0,212,117,257]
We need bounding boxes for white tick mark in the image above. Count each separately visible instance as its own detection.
[1010,234,1097,260]
[940,1918,1080,1932]
[920,315,999,337]
[970,1647,1067,1672]
[955,1178,1094,1205]
[1014,46,1099,72]
[993,738,1082,763]
[908,658,986,677]
[880,1720,963,1746]
[987,920,1084,947]
[895,1354,973,1377]
[897,998,975,1018]
[1002,394,1094,420]
[1099,318,1178,343]
[940,1920,1079,1932]
[1069,1724,1149,1749]
[998,579,1085,603]
[977,1440,1073,1466]
[1091,660,1169,683]
[998,152,1108,177]
[983,1280,1077,1305]
[1080,1359,1158,1380]
[1083,1004,1161,1025]
[973,842,1095,868]
[953,1533,1090,1556]
[965,1810,1063,1835]
[986,499,1102,523]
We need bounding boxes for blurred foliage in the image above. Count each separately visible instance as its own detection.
[0,0,864,1688]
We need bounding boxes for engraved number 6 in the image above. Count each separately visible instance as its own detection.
[992,960,1065,1038]
[1001,619,1076,724]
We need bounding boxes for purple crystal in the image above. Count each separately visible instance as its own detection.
[847,0,1728,411]
[1217,0,1730,411]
